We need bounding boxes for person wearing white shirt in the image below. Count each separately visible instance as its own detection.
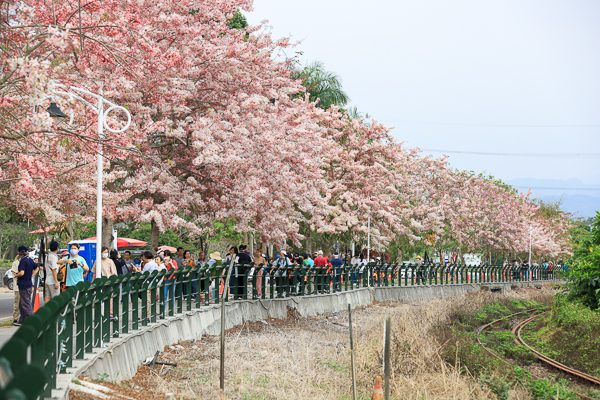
[11,256,21,325]
[141,250,159,273]
[44,241,60,301]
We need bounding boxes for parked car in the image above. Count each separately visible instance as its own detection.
[3,269,13,290]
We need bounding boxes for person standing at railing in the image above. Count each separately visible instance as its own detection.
[237,245,252,299]
[303,253,315,291]
[330,252,343,291]
[196,252,207,297]
[357,255,368,287]
[315,250,329,293]
[123,251,136,274]
[57,243,89,290]
[111,250,128,276]
[253,249,266,296]
[182,250,197,299]
[92,247,117,281]
[207,251,223,299]
[13,246,38,326]
[225,247,240,299]
[92,246,117,316]
[141,251,158,272]
[44,241,60,302]
[273,251,290,294]
[162,250,178,308]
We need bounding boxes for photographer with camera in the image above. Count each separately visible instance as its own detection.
[57,243,89,289]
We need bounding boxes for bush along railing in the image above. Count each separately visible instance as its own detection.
[0,262,563,399]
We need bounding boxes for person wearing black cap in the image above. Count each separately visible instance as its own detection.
[14,245,38,326]
[45,241,60,301]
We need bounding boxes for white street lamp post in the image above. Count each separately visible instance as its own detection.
[47,82,131,280]
[528,226,532,267]
[528,226,533,280]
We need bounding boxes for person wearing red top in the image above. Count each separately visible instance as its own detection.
[163,250,178,309]
[316,250,329,267]
[315,250,330,293]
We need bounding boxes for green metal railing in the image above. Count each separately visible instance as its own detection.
[0,262,563,399]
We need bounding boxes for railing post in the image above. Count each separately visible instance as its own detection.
[150,271,163,323]
[112,275,124,336]
[74,281,90,359]
[196,266,206,307]
[93,278,104,346]
[139,273,152,328]
[249,264,257,299]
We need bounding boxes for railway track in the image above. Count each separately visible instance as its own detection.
[477,309,599,400]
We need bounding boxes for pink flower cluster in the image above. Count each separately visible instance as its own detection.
[0,0,571,258]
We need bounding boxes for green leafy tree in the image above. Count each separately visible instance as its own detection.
[564,211,600,309]
[227,10,248,30]
[292,61,350,110]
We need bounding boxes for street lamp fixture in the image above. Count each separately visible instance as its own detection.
[45,81,131,282]
[46,102,68,125]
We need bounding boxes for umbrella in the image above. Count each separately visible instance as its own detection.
[84,237,147,247]
[158,245,177,253]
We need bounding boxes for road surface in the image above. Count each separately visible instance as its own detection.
[0,291,45,347]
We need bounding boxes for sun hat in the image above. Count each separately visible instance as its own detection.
[209,251,222,261]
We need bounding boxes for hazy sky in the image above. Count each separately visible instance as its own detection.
[246,0,600,194]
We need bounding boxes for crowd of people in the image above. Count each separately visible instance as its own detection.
[14,240,553,326]
[10,240,372,326]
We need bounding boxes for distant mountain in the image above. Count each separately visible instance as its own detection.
[505,178,600,218]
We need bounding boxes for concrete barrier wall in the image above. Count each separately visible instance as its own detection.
[55,280,560,399]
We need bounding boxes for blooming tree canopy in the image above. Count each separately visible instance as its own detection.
[0,0,572,259]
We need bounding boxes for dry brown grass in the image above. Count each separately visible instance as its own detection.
[100,287,557,400]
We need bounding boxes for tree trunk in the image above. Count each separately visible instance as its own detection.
[398,248,403,263]
[459,247,465,265]
[102,217,113,249]
[150,220,160,251]
[68,222,74,243]
[306,231,313,254]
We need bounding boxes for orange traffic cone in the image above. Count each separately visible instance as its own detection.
[33,291,41,312]
[372,376,383,400]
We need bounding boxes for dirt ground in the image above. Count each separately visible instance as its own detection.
[69,286,558,400]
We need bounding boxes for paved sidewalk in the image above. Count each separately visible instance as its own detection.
[0,325,18,347]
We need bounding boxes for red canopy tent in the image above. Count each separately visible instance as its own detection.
[84,237,147,247]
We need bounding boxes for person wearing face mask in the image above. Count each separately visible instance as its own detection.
[92,246,117,281]
[57,243,90,290]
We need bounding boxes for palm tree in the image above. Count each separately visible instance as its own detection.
[292,61,350,110]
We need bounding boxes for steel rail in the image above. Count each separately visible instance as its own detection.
[514,312,600,387]
[476,309,596,400]
[476,308,540,361]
